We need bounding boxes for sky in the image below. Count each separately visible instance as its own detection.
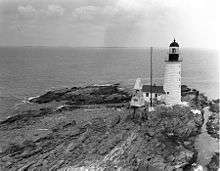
[0,0,219,48]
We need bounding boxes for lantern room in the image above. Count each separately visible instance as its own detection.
[168,39,180,61]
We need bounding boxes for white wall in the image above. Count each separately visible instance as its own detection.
[143,92,165,102]
[163,61,181,105]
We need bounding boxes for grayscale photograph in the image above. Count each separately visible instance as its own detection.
[0,0,219,170]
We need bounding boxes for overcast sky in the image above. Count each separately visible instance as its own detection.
[0,0,218,48]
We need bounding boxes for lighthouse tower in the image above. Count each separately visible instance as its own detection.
[163,39,182,105]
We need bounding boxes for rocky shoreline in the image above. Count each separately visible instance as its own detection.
[0,84,214,170]
[206,100,219,139]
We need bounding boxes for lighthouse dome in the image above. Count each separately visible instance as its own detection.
[169,39,179,47]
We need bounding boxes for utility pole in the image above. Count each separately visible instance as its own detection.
[150,47,153,108]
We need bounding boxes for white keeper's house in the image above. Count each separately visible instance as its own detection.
[142,84,165,102]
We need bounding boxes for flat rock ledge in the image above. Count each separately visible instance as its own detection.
[0,106,203,170]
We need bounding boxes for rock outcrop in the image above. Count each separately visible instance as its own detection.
[206,152,219,171]
[181,85,209,109]
[0,106,202,170]
[0,84,205,170]
[207,100,219,139]
[0,108,53,130]
[29,84,131,105]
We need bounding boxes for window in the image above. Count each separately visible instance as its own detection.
[146,93,149,97]
[172,48,176,53]
[155,94,157,97]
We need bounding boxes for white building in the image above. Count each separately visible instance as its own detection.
[142,84,165,103]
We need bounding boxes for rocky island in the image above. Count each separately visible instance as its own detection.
[0,84,217,170]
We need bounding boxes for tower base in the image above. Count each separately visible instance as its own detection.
[163,61,181,105]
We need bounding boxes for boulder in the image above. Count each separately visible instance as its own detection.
[206,112,219,139]
[174,150,194,165]
[65,141,80,153]
[209,102,219,113]
[206,152,219,171]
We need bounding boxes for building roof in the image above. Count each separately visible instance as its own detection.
[169,39,179,47]
[142,85,165,94]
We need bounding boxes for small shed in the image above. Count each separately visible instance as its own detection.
[130,78,145,107]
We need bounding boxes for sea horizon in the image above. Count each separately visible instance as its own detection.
[0,45,218,51]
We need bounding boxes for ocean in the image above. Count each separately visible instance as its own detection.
[0,47,219,119]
